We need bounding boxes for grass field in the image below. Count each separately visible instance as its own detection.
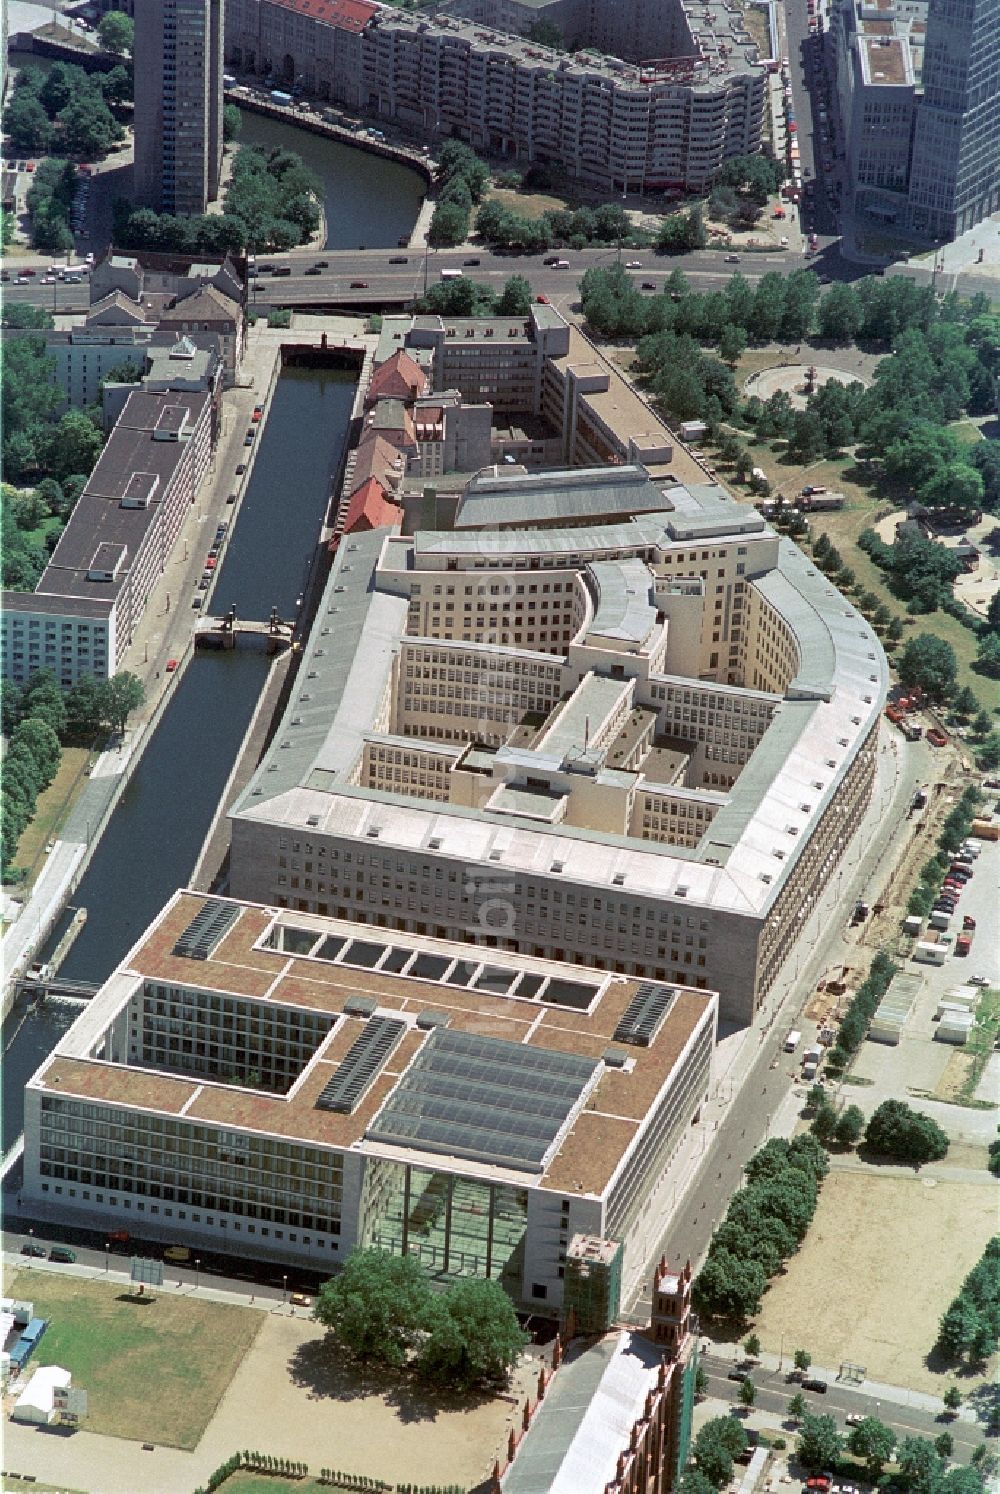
[479,186,573,222]
[219,1479,328,1494]
[5,1269,262,1449]
[731,438,1000,716]
[13,746,92,884]
[754,1169,998,1391]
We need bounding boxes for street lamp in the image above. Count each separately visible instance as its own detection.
[195,1257,201,1290]
[282,1273,288,1304]
[105,1241,110,1273]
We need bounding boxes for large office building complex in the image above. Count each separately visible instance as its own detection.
[905,0,1000,238]
[226,0,766,192]
[22,889,716,1307]
[134,0,226,214]
[227,390,886,1027]
[833,0,1000,237]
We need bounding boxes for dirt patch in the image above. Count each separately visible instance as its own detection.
[480,187,571,222]
[199,1312,540,1490]
[755,1170,997,1392]
[935,1050,978,1102]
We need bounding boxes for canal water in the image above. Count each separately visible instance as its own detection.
[1,368,357,1149]
[238,109,426,250]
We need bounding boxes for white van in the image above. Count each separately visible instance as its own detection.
[554,259,570,268]
[440,268,464,280]
[784,1030,802,1053]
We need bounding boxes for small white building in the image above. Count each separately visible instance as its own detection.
[11,1365,71,1425]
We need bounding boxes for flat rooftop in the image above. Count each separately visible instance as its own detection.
[862,35,909,84]
[35,892,716,1198]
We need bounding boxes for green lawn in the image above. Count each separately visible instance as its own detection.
[219,1480,329,1494]
[6,1270,262,1449]
[727,442,1000,716]
[12,746,92,886]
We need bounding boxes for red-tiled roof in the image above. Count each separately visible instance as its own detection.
[366,348,429,405]
[269,0,377,33]
[349,432,405,494]
[343,478,402,533]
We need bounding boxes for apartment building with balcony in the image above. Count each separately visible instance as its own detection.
[226,0,766,191]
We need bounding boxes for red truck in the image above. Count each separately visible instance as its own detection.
[956,933,973,956]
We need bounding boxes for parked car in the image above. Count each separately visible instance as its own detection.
[350,280,369,288]
[165,658,179,672]
[21,1241,46,1257]
[845,1413,864,1427]
[463,257,481,265]
[235,463,246,475]
[289,1292,312,1307]
[728,1368,748,1382]
[243,434,254,446]
[969,974,990,986]
[626,259,642,269]
[314,260,329,268]
[725,254,741,263]
[304,266,322,275]
[642,280,657,289]
[50,1246,77,1263]
[802,1378,828,1393]
[388,255,408,264]
[192,596,203,608]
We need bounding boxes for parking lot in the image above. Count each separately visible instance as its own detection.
[847,822,999,1144]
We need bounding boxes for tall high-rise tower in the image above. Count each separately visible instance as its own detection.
[906,0,1000,239]
[134,0,225,216]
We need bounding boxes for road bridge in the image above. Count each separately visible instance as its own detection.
[194,607,295,652]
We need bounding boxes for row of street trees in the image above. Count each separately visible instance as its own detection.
[2,669,144,878]
[936,1236,1000,1365]
[692,1135,829,1324]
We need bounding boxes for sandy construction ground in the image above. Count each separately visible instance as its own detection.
[196,1313,540,1489]
[755,1168,997,1392]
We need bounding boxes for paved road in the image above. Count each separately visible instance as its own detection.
[700,1356,987,1461]
[5,242,997,318]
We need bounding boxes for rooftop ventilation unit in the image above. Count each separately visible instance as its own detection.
[315,1015,406,1114]
[613,981,676,1047]
[172,898,239,960]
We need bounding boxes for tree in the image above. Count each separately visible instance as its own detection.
[694,1417,747,1488]
[897,634,958,703]
[797,1411,843,1472]
[58,93,123,159]
[40,410,104,483]
[679,1468,717,1494]
[848,1417,897,1478]
[952,685,980,719]
[2,90,53,155]
[1,679,23,737]
[817,282,864,344]
[975,633,1000,679]
[223,104,242,143]
[942,1385,962,1415]
[428,199,470,248]
[101,671,144,735]
[834,1105,865,1146]
[101,64,132,108]
[313,1248,433,1368]
[793,1348,812,1375]
[743,1333,761,1359]
[720,325,748,366]
[11,718,62,790]
[935,1433,954,1461]
[64,674,107,742]
[693,1248,768,1323]
[497,274,533,317]
[695,1363,709,1397]
[97,11,134,54]
[787,1392,806,1422]
[2,302,56,332]
[739,1376,756,1408]
[897,1436,945,1494]
[21,670,67,738]
[811,1098,838,1143]
[415,1277,526,1391]
[864,1100,949,1165]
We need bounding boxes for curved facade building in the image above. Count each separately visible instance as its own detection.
[228,465,887,1027]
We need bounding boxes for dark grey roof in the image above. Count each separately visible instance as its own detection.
[367,1027,600,1170]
